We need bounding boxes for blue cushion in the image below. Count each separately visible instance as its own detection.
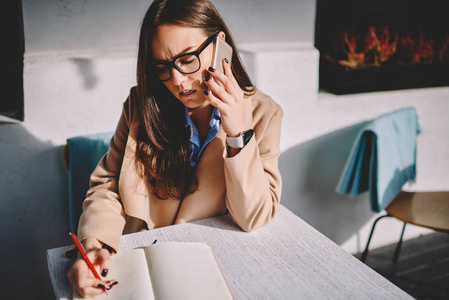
[336,107,421,212]
[66,132,114,232]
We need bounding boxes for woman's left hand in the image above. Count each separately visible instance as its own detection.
[204,59,251,138]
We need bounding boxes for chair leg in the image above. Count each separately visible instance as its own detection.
[361,214,391,262]
[393,222,407,262]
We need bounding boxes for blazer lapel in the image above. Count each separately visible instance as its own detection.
[118,120,150,223]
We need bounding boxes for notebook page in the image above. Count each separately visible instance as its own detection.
[73,248,155,300]
[144,242,232,300]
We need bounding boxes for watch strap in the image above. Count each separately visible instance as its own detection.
[226,129,254,149]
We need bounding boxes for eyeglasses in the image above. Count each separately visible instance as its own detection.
[151,33,219,81]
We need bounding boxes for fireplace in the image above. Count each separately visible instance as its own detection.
[315,0,449,94]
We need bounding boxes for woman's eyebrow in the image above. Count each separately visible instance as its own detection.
[152,45,198,63]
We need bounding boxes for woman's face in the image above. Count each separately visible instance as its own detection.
[152,25,219,110]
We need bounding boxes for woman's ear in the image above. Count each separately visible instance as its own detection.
[218,31,226,40]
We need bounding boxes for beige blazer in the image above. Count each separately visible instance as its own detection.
[78,87,283,252]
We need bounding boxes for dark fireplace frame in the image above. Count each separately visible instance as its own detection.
[315,0,449,94]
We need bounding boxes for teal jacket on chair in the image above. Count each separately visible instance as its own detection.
[336,107,421,212]
[66,132,114,232]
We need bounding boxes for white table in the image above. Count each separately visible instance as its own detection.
[47,205,413,299]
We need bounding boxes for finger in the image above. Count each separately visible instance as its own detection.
[221,60,245,101]
[222,58,232,78]
[83,247,111,278]
[77,277,105,295]
[105,280,119,290]
[204,89,224,109]
[205,77,233,104]
[93,248,111,278]
[73,272,118,297]
[208,67,232,92]
[209,66,241,101]
[68,259,105,298]
[77,284,107,299]
[67,266,76,286]
[70,258,99,284]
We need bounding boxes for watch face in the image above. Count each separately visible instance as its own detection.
[243,129,254,146]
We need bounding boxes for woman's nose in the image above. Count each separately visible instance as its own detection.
[170,67,186,85]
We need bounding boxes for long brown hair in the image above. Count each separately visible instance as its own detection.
[135,0,255,200]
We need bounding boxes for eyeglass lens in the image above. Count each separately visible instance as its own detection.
[154,54,201,81]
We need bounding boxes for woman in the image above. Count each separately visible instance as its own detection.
[68,0,283,297]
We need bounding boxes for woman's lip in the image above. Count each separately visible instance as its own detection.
[180,90,194,95]
[180,90,196,98]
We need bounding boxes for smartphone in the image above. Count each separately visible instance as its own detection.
[211,35,233,73]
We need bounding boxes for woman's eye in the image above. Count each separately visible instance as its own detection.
[154,65,167,72]
[177,55,197,66]
[180,59,194,65]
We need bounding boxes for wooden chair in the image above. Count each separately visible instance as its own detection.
[362,190,449,262]
[336,107,449,262]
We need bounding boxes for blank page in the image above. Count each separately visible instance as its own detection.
[145,242,233,300]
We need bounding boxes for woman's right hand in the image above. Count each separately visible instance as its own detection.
[67,237,117,298]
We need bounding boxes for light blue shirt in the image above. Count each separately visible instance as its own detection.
[185,107,221,167]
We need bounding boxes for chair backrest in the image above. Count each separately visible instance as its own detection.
[64,132,114,232]
[336,107,421,212]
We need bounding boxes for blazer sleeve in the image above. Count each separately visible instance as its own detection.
[223,99,283,231]
[77,91,135,252]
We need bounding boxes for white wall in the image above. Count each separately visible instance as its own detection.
[23,0,314,55]
[1,0,448,298]
[241,42,449,254]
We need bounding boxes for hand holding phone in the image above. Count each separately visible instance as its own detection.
[204,35,250,142]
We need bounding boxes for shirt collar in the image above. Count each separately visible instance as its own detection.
[184,106,221,131]
[209,107,221,128]
[184,106,221,167]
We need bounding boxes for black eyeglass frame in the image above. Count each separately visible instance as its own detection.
[150,32,219,82]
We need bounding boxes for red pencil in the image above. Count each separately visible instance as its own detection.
[69,232,110,297]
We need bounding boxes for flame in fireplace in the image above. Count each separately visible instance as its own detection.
[336,28,365,68]
[364,26,397,66]
[397,30,434,65]
[439,36,449,63]
[326,25,448,68]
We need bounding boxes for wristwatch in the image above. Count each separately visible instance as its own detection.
[226,129,254,149]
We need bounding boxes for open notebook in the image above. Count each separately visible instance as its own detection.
[73,242,233,300]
